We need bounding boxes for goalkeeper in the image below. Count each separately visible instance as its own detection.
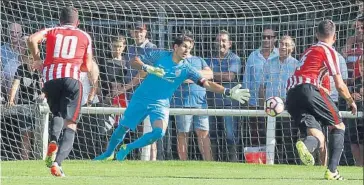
[95,33,250,161]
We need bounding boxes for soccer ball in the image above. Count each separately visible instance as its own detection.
[264,97,285,117]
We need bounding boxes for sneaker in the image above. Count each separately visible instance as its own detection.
[295,140,315,166]
[50,162,65,177]
[94,152,115,161]
[116,144,130,161]
[45,142,58,168]
[324,169,344,180]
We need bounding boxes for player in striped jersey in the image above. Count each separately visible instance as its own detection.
[28,7,99,177]
[285,20,357,180]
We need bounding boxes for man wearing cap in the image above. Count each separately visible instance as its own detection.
[123,21,159,161]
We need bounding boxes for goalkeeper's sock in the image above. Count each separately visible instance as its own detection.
[303,136,320,153]
[127,127,165,150]
[50,116,64,142]
[328,129,345,173]
[104,125,128,156]
[55,128,75,166]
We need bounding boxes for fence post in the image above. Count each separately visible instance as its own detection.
[266,116,276,165]
[35,103,50,160]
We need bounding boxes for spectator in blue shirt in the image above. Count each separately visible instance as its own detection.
[172,54,213,161]
[260,35,300,102]
[329,53,348,105]
[126,21,158,86]
[242,28,279,146]
[260,35,300,164]
[206,30,242,162]
[243,28,279,108]
[1,23,23,103]
[124,22,159,161]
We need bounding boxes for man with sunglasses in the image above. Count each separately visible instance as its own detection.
[242,28,279,146]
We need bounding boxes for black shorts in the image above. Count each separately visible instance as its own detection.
[286,84,342,130]
[43,78,83,122]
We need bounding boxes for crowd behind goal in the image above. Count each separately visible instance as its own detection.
[0,1,363,168]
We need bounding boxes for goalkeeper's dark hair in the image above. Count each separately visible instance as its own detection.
[173,33,194,46]
[180,29,193,38]
[317,19,336,38]
[60,6,79,25]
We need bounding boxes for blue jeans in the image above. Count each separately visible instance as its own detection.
[210,116,239,145]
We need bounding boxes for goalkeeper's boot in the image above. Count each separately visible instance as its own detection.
[50,162,65,177]
[296,140,315,166]
[324,169,344,180]
[45,141,58,168]
[93,151,115,161]
[116,144,130,161]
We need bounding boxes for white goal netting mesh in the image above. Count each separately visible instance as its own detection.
[1,0,363,165]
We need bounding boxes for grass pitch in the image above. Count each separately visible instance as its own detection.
[1,160,363,185]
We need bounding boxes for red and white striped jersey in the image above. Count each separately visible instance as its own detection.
[286,41,341,91]
[39,25,92,82]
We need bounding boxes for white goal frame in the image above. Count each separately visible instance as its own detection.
[34,104,363,164]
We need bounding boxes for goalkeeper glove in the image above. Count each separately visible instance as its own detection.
[142,64,165,77]
[224,84,250,104]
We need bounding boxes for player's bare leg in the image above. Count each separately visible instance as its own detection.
[116,120,167,161]
[296,126,325,166]
[50,120,77,177]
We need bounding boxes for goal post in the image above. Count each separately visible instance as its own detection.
[34,105,363,164]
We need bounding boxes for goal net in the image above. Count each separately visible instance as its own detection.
[1,0,363,165]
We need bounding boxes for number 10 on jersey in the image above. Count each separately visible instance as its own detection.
[53,34,78,59]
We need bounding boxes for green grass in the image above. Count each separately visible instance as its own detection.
[1,160,363,185]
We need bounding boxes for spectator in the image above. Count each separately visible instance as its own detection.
[98,35,128,134]
[342,14,363,86]
[99,35,128,107]
[348,47,363,167]
[125,22,159,161]
[6,36,43,160]
[126,21,158,86]
[128,21,157,56]
[172,31,213,161]
[242,28,279,146]
[73,59,101,159]
[261,35,300,101]
[260,35,300,164]
[206,30,241,162]
[328,53,349,107]
[341,14,364,167]
[1,23,23,103]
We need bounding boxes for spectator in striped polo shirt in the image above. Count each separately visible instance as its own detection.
[206,30,242,162]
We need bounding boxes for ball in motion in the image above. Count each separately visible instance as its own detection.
[264,97,285,117]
